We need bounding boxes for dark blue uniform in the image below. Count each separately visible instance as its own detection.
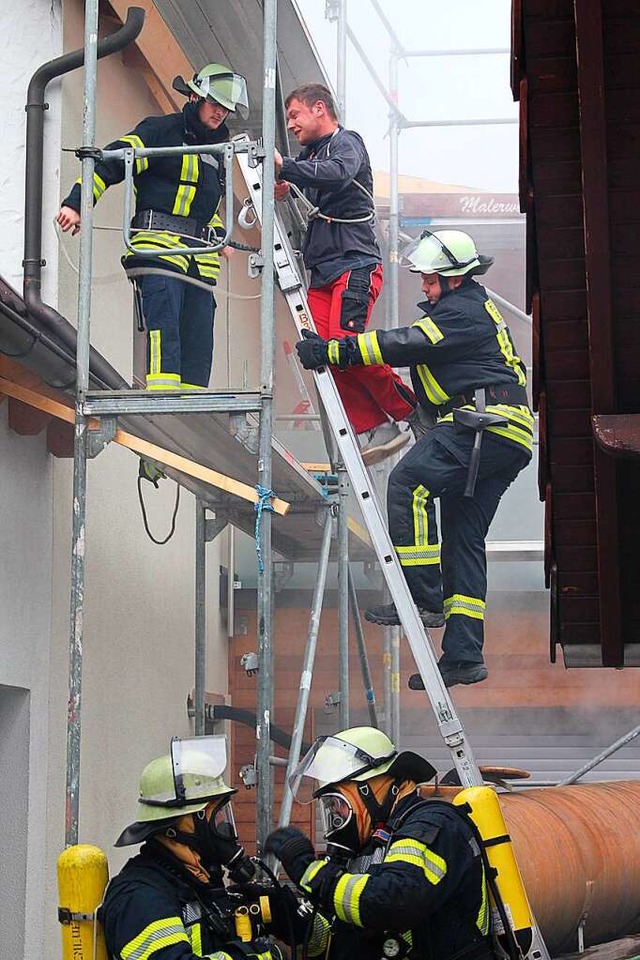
[62,104,227,389]
[101,841,279,960]
[348,280,533,665]
[299,796,492,960]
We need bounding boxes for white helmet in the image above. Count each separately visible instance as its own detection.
[289,726,436,798]
[186,64,249,119]
[405,229,492,277]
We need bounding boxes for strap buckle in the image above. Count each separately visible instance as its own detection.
[58,907,96,924]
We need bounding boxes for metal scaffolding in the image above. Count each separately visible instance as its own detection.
[50,0,534,854]
[49,0,380,851]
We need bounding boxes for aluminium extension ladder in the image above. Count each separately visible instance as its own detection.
[236,146,482,788]
[235,149,552,960]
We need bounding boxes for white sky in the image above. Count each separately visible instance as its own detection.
[294,0,518,192]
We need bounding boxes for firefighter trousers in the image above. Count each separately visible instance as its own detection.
[307,264,416,433]
[387,425,530,664]
[138,272,216,389]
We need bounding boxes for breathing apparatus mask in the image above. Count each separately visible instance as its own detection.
[318,791,359,861]
[116,735,255,882]
[167,795,255,883]
[290,728,437,861]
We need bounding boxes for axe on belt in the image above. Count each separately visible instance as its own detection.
[453,387,508,497]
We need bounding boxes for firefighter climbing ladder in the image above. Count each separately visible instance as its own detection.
[237,150,554,960]
[236,147,483,789]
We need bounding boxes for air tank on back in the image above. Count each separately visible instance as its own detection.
[422,781,640,956]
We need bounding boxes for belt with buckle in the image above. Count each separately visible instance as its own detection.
[439,382,528,418]
[131,209,215,243]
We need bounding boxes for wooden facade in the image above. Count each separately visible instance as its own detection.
[512,0,640,666]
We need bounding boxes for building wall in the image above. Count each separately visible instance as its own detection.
[0,1,231,954]
[0,4,61,955]
[0,415,54,957]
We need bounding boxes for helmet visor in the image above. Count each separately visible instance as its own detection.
[209,797,238,841]
[198,72,249,119]
[400,235,423,268]
[170,735,228,804]
[318,792,354,840]
[288,735,396,797]
[404,229,479,275]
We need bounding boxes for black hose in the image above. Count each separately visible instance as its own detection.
[211,705,311,755]
[23,7,145,390]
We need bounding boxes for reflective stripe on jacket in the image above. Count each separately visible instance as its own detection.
[299,795,492,960]
[62,108,227,285]
[352,281,534,454]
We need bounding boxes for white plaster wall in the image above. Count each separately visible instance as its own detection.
[0,3,61,955]
[0,414,54,958]
[0,0,230,954]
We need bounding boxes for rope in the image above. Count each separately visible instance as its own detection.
[55,222,261,298]
[124,266,262,300]
[54,220,124,284]
[137,475,181,545]
[254,484,275,573]
[287,179,375,224]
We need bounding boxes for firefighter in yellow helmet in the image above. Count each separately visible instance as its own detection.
[296,230,533,687]
[265,726,492,960]
[56,64,248,392]
[100,735,285,960]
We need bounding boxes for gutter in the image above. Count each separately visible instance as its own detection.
[23,6,145,390]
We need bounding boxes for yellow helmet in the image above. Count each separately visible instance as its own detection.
[115,736,235,847]
[289,726,436,798]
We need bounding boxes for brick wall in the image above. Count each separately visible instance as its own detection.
[228,589,640,850]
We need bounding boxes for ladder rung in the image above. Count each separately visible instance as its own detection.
[236,149,483,789]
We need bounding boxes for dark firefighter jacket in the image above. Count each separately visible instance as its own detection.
[62,104,227,284]
[299,796,492,960]
[346,280,534,456]
[101,841,276,960]
[279,126,381,286]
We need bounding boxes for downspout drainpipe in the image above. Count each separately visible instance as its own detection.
[23,7,145,390]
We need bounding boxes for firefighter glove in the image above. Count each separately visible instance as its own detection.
[138,457,166,488]
[229,882,303,942]
[295,330,330,369]
[295,330,359,370]
[264,826,315,885]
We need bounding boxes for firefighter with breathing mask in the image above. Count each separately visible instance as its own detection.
[100,735,285,960]
[265,726,492,960]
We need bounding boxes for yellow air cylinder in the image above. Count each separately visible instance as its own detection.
[454,786,534,957]
[57,844,109,960]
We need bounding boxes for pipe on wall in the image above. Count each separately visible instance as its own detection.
[23,6,145,390]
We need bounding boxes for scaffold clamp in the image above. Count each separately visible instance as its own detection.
[254,484,276,572]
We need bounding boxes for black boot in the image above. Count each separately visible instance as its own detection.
[364,602,445,628]
[409,661,488,689]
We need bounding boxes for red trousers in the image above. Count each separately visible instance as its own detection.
[307,265,416,433]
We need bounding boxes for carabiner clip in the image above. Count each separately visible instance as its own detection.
[238,198,258,231]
